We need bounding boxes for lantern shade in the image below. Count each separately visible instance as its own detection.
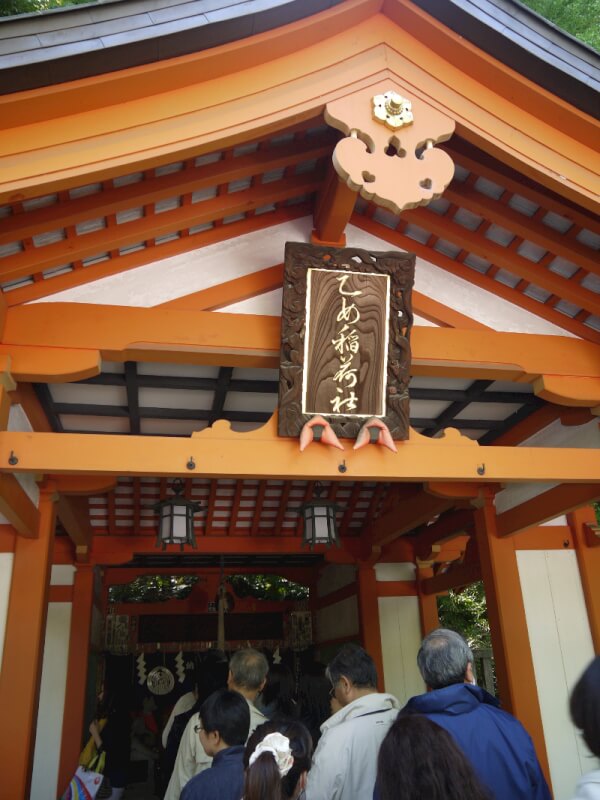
[154,480,201,550]
[298,487,340,549]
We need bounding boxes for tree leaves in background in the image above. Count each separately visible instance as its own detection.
[108,574,198,604]
[518,0,600,51]
[0,0,94,15]
[437,581,491,650]
[228,574,309,602]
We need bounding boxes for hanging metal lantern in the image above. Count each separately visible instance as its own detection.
[154,478,201,550]
[298,482,340,549]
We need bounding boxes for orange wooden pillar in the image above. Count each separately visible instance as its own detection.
[474,493,550,784]
[357,563,385,690]
[417,565,439,635]
[0,486,56,799]
[57,563,95,796]
[568,505,600,653]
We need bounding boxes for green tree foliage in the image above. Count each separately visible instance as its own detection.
[0,0,94,17]
[437,581,491,649]
[594,502,600,524]
[228,574,309,602]
[108,574,198,603]
[518,0,600,51]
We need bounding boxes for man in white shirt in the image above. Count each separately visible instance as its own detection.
[305,644,400,800]
[164,649,268,800]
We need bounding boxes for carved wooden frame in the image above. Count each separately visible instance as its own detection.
[278,242,414,440]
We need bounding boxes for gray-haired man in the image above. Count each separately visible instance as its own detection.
[399,628,550,800]
[165,648,268,800]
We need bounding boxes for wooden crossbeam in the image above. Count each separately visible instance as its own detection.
[365,487,455,548]
[496,483,600,537]
[0,172,323,283]
[421,561,482,595]
[413,508,474,563]
[57,494,93,553]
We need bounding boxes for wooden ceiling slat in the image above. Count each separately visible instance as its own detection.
[228,480,243,536]
[275,482,293,535]
[204,480,217,535]
[340,483,362,537]
[132,477,141,533]
[445,182,599,277]
[0,133,334,247]
[404,207,600,316]
[107,489,117,537]
[352,212,600,343]
[0,171,323,283]
[252,481,267,536]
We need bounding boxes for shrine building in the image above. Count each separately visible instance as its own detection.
[0,1,598,798]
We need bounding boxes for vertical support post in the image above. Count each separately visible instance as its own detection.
[417,565,439,635]
[568,506,600,653]
[357,563,385,690]
[57,564,95,796]
[0,486,56,799]
[474,493,550,784]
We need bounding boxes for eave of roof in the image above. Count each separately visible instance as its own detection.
[0,0,345,93]
[410,0,599,118]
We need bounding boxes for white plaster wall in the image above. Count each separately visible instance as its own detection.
[517,550,597,800]
[51,564,75,586]
[30,602,72,800]
[0,552,14,672]
[0,405,39,526]
[316,596,359,643]
[375,562,416,581]
[378,595,424,707]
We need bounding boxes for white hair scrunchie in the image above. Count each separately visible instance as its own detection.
[248,732,294,777]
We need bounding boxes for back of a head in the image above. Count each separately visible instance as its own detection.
[377,715,490,800]
[570,655,600,759]
[326,643,378,689]
[262,663,296,716]
[417,628,473,689]
[230,648,269,692]
[196,650,229,705]
[201,688,250,747]
[244,719,312,800]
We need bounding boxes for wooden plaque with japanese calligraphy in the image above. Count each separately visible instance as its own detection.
[279,242,415,440]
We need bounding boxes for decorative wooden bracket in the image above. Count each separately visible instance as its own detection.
[325,82,455,216]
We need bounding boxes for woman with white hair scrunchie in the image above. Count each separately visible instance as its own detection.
[243,720,312,800]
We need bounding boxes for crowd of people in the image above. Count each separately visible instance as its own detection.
[88,629,600,800]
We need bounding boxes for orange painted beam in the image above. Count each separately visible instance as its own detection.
[568,507,600,653]
[510,525,573,550]
[413,509,474,563]
[0,173,322,283]
[159,265,284,312]
[48,585,74,602]
[417,566,440,634]
[3,205,309,307]
[0,524,16,552]
[0,473,40,538]
[53,476,116,495]
[421,561,481,595]
[412,292,490,330]
[2,419,600,484]
[352,213,600,343]
[444,182,600,278]
[534,375,600,408]
[474,495,550,786]
[357,564,385,691]
[0,489,56,799]
[312,169,357,245]
[404,207,600,317]
[10,383,53,432]
[57,565,94,798]
[0,345,100,383]
[5,298,600,383]
[496,483,600,537]
[365,488,455,547]
[57,495,93,555]
[376,580,417,597]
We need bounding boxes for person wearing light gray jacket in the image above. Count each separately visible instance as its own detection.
[305,644,400,800]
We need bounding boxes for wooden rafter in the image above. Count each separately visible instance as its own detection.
[496,483,600,537]
[365,489,455,548]
[228,480,243,536]
[403,206,600,317]
[1,172,323,284]
[251,481,267,536]
[352,213,600,343]
[3,204,310,307]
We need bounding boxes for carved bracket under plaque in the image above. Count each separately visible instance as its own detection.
[278,242,415,441]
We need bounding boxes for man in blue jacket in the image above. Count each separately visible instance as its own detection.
[398,628,551,800]
[181,688,250,800]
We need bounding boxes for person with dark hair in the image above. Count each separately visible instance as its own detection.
[165,648,268,800]
[260,663,298,719]
[376,714,491,800]
[297,663,331,747]
[180,689,250,800]
[244,719,312,800]
[88,686,131,800]
[569,655,600,799]
[304,643,400,800]
[399,628,550,800]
